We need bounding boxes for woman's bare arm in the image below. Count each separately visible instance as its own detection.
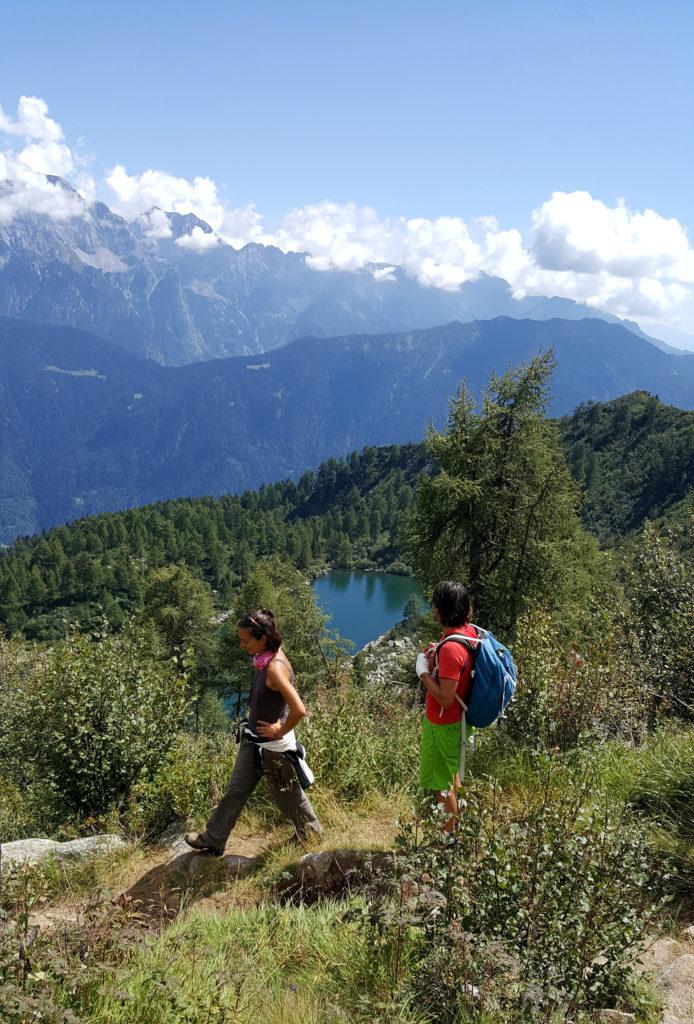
[256,657,306,739]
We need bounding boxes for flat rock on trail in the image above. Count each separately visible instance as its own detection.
[639,934,694,1023]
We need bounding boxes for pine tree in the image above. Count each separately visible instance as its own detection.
[404,351,600,635]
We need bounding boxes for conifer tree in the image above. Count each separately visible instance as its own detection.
[404,351,600,635]
[141,564,215,658]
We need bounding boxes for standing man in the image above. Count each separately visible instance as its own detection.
[415,581,477,831]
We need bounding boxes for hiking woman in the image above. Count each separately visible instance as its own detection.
[185,608,322,856]
[415,580,477,831]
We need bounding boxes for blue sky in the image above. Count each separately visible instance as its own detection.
[2,0,694,339]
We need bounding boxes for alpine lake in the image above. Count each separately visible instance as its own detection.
[312,569,425,651]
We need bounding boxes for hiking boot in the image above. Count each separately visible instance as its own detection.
[184,832,224,857]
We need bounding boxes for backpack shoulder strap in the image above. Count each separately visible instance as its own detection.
[434,629,482,675]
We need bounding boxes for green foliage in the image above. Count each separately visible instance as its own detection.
[142,564,215,657]
[141,563,228,699]
[593,727,694,895]
[306,684,420,802]
[0,776,75,843]
[363,779,661,1022]
[0,862,148,1024]
[622,520,694,721]
[193,690,230,737]
[0,622,190,816]
[560,391,694,545]
[404,352,601,635]
[507,605,647,752]
[402,592,424,622]
[90,902,428,1024]
[125,732,237,839]
[0,444,423,638]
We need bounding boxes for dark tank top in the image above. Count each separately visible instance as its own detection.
[248,653,293,733]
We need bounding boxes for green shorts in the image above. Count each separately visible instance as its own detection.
[420,717,473,792]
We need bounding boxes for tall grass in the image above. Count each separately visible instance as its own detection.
[92,902,430,1024]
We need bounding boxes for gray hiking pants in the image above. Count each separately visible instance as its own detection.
[201,738,322,850]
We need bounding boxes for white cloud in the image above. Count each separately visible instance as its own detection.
[263,194,694,320]
[530,191,694,282]
[372,265,397,282]
[0,96,93,222]
[501,191,694,320]
[0,95,75,177]
[266,203,535,297]
[107,165,223,225]
[175,226,220,252]
[2,95,694,328]
[105,164,265,248]
[139,208,173,239]
[0,96,63,142]
[0,161,88,223]
[218,203,266,250]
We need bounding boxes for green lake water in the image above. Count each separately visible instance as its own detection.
[313,570,425,651]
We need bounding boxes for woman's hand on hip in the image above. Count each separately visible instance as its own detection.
[256,719,282,740]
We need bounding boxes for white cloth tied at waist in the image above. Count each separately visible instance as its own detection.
[243,726,315,787]
[244,725,297,753]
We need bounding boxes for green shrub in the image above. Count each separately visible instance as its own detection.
[0,776,73,841]
[305,683,420,802]
[191,690,230,737]
[508,606,647,752]
[591,727,694,895]
[0,863,146,1024]
[126,733,237,838]
[623,521,694,722]
[363,777,662,1022]
[0,621,190,818]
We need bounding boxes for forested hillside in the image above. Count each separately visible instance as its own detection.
[559,391,694,544]
[1,391,691,639]
[0,444,426,637]
[2,315,694,543]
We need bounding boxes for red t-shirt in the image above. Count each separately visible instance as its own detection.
[425,623,477,724]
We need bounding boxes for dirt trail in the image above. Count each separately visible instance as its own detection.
[27,827,271,932]
[638,933,694,1024]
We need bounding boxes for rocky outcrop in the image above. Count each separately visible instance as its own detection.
[637,934,694,1024]
[360,632,419,688]
[273,848,394,904]
[0,835,126,869]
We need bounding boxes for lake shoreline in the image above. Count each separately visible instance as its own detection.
[313,568,424,652]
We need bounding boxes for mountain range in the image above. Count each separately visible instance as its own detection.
[0,176,678,366]
[1,315,693,544]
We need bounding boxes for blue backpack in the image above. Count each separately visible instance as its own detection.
[435,625,517,728]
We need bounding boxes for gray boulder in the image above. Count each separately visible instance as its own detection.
[0,835,126,869]
[187,853,256,879]
[274,847,393,903]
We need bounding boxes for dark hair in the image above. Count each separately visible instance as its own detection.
[431,580,472,627]
[236,608,282,651]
